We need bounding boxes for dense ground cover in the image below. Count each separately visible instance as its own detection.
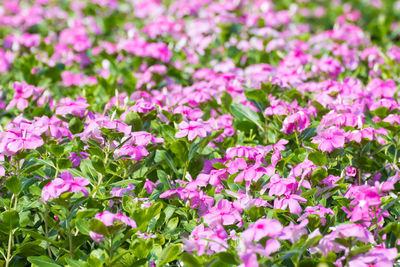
[2,0,400,266]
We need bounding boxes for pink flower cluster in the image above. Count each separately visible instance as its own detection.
[41,171,89,203]
[89,211,137,243]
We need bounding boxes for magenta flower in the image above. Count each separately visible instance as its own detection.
[184,224,229,256]
[56,97,89,117]
[367,78,396,99]
[175,121,211,141]
[349,247,397,267]
[298,205,334,225]
[0,130,43,156]
[144,179,157,194]
[90,211,136,243]
[279,219,309,243]
[41,171,90,203]
[281,111,310,134]
[241,218,282,243]
[110,184,135,198]
[312,127,346,152]
[274,194,307,215]
[6,82,35,111]
[115,145,149,161]
[203,199,242,227]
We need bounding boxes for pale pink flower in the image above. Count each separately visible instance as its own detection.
[312,127,345,152]
[175,121,211,141]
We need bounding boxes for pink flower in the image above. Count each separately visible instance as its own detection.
[345,166,357,177]
[184,224,229,255]
[280,219,309,243]
[115,145,149,161]
[367,78,396,99]
[281,111,310,134]
[203,199,242,227]
[6,82,35,111]
[144,179,157,194]
[274,194,307,215]
[0,130,44,156]
[175,121,211,141]
[312,127,346,152]
[298,205,334,225]
[110,184,135,198]
[348,247,397,267]
[41,171,90,203]
[241,219,282,243]
[56,97,89,117]
[90,211,136,243]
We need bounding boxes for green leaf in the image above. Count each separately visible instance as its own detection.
[230,103,263,129]
[157,170,172,190]
[27,256,62,267]
[21,163,43,174]
[212,162,227,169]
[221,91,233,111]
[179,252,202,267]
[50,144,64,157]
[5,176,21,194]
[66,258,89,267]
[57,158,72,169]
[373,106,389,119]
[169,140,188,163]
[1,209,19,231]
[308,151,327,166]
[300,127,316,141]
[88,219,109,236]
[159,124,177,142]
[125,111,143,131]
[216,252,241,265]
[166,217,179,232]
[245,88,268,103]
[76,219,90,235]
[92,156,106,173]
[188,155,204,178]
[159,244,183,265]
[310,167,328,185]
[69,117,84,134]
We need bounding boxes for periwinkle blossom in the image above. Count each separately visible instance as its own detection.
[203,199,243,227]
[279,219,309,243]
[281,111,310,134]
[184,224,229,255]
[110,184,135,198]
[367,78,397,99]
[90,211,136,243]
[342,185,389,226]
[114,145,149,161]
[6,82,43,111]
[298,205,334,225]
[274,194,307,215]
[312,224,374,258]
[0,129,43,156]
[41,171,90,203]
[238,219,283,267]
[175,121,211,141]
[312,126,346,152]
[348,247,397,267]
[56,97,90,117]
[68,152,89,167]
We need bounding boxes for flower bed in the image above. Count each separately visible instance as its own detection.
[1,0,400,266]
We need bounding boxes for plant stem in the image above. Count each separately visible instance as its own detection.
[5,194,18,267]
[294,131,300,148]
[5,229,12,267]
[66,209,73,257]
[44,205,52,258]
[108,236,114,267]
